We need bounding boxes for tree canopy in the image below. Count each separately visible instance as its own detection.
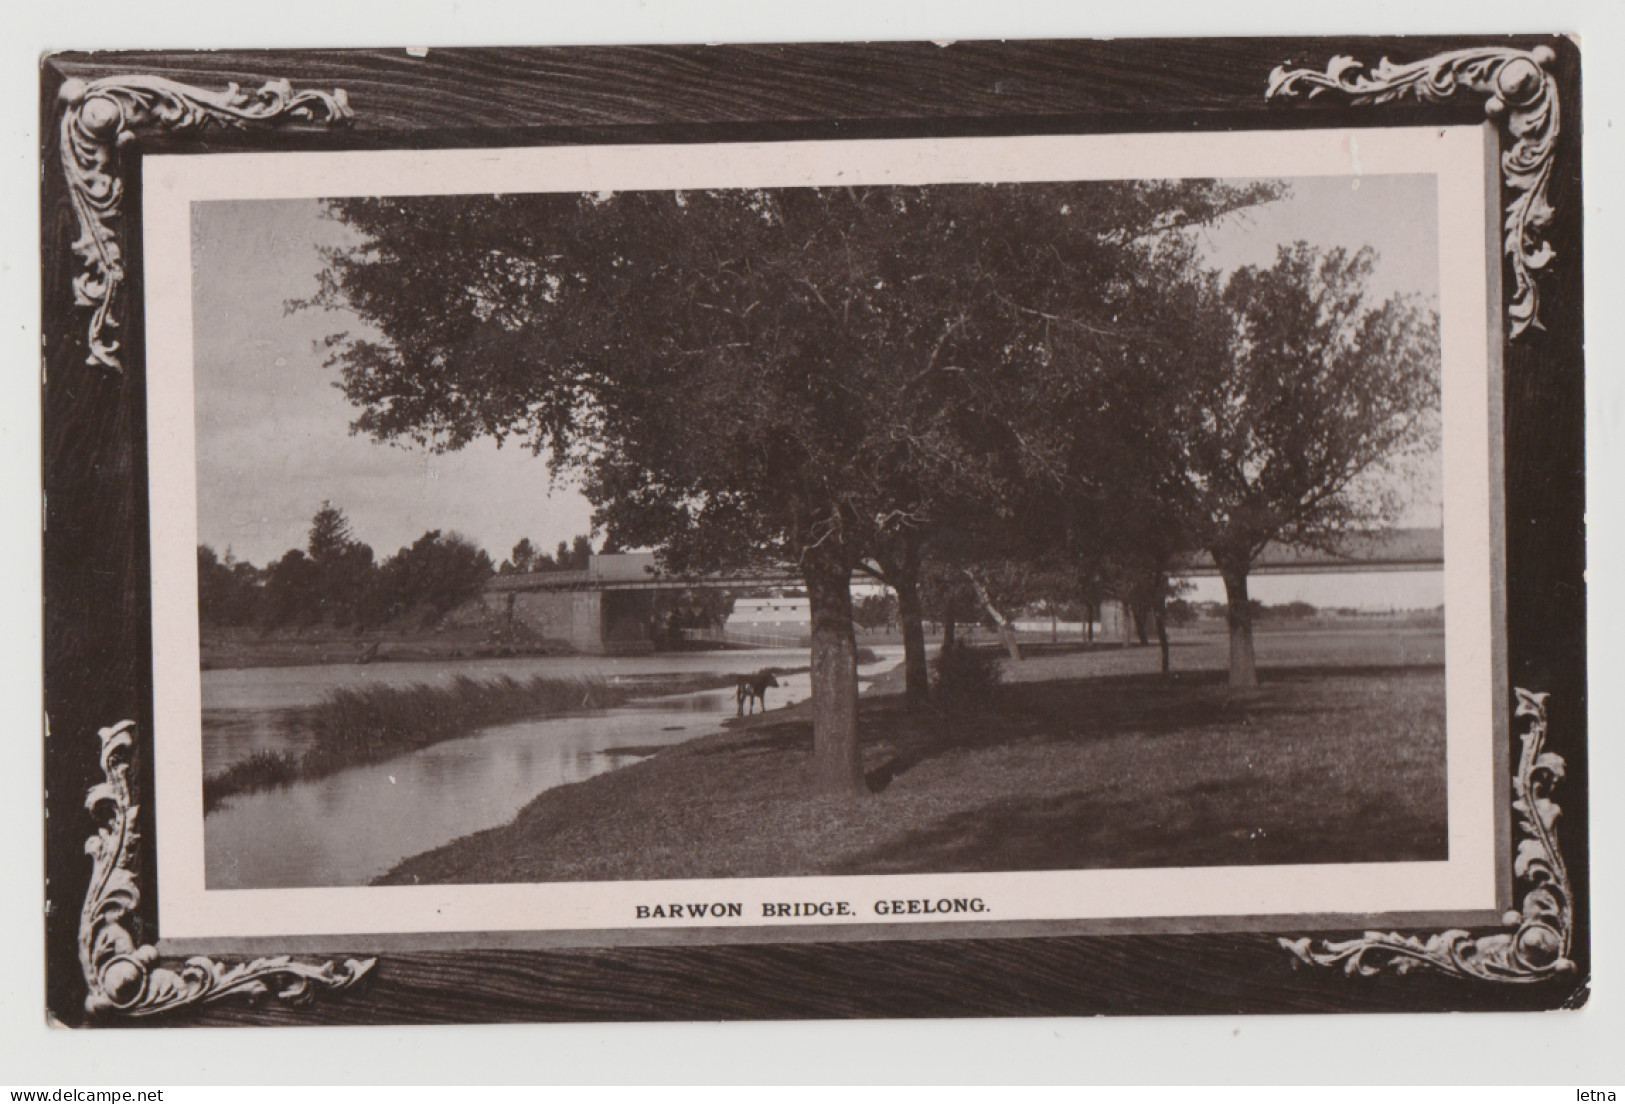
[304,178,1367,791]
[1168,244,1440,685]
[307,181,1277,561]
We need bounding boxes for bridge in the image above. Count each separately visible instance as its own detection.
[469,529,1443,655]
[1175,527,1443,577]
[485,554,797,594]
[473,554,797,654]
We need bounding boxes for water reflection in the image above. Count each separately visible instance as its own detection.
[627,692,731,713]
[201,709,314,777]
[203,648,899,888]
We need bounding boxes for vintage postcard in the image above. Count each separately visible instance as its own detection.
[40,38,1585,1024]
[143,126,1500,945]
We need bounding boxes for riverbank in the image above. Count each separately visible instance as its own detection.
[200,626,864,670]
[377,631,1446,884]
[203,668,779,812]
[204,674,638,810]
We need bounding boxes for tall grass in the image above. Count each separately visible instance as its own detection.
[204,675,629,811]
[203,750,302,812]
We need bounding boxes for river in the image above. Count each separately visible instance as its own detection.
[202,646,902,889]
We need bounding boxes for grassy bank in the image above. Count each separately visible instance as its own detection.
[376,640,1448,884]
[199,625,577,671]
[203,675,631,811]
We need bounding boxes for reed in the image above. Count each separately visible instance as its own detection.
[202,749,302,812]
[204,675,629,810]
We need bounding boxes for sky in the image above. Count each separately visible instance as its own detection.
[191,198,597,568]
[190,172,1441,573]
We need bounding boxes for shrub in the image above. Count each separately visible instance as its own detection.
[931,643,1002,707]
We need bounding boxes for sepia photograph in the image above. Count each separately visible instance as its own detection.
[191,174,1448,891]
[137,125,1504,943]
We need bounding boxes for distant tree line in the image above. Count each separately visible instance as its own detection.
[499,534,594,575]
[1178,598,1440,622]
[1167,598,1320,624]
[197,502,537,631]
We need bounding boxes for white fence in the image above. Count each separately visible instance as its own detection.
[682,627,810,649]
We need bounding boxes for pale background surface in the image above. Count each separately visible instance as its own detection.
[3,0,1620,1087]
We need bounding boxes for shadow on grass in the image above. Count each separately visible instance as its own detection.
[859,663,1439,792]
[708,663,1446,790]
[839,661,1448,872]
[832,782,1448,875]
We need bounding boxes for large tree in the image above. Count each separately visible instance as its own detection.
[304,179,1273,793]
[1169,243,1441,687]
[306,501,375,626]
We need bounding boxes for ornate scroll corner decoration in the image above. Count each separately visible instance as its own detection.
[56,75,353,373]
[80,720,375,1018]
[1266,46,1561,339]
[1280,688,1575,983]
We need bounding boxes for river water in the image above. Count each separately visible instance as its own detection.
[203,647,901,889]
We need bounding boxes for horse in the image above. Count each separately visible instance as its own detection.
[736,669,780,716]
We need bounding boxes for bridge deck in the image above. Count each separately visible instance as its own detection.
[486,528,1444,592]
[487,569,802,593]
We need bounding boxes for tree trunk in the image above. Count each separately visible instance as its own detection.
[1154,595,1170,675]
[941,599,957,654]
[1134,603,1150,646]
[889,540,930,713]
[1219,563,1258,688]
[963,568,1022,662]
[805,556,863,794]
